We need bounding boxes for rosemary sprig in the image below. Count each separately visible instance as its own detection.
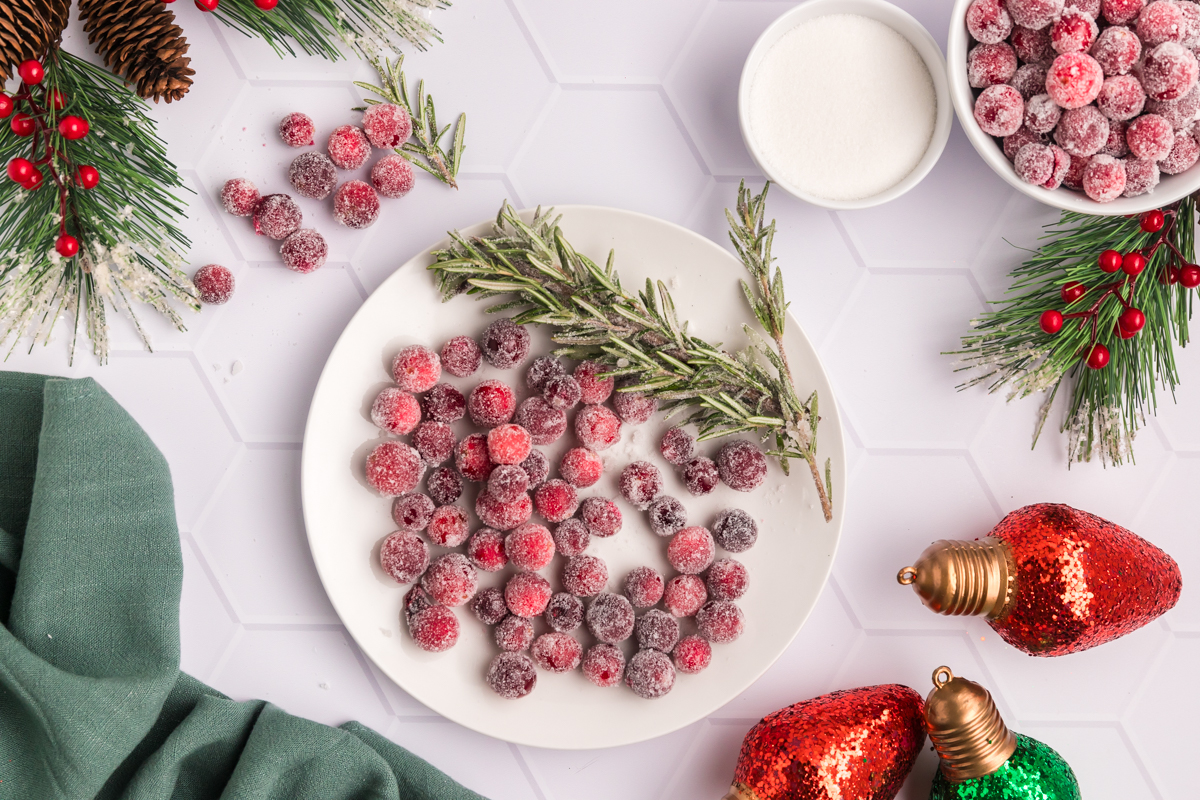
[355,56,465,188]
[430,183,833,522]
[954,200,1195,466]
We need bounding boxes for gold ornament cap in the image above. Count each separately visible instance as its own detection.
[924,666,1017,783]
[897,537,1015,619]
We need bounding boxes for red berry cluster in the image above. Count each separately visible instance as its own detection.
[364,319,767,699]
[187,0,278,12]
[2,59,97,258]
[1039,207,1198,369]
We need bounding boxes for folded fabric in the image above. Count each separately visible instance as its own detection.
[0,372,485,800]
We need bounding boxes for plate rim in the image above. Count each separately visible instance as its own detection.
[300,204,847,749]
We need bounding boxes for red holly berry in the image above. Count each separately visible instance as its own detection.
[1139,209,1165,233]
[254,0,277,7]
[48,89,67,110]
[7,157,33,184]
[76,165,99,189]
[1115,322,1138,340]
[10,113,34,136]
[55,234,78,257]
[1061,281,1087,303]
[57,115,88,140]
[1119,307,1145,334]
[1122,251,1147,276]
[1160,266,1181,285]
[1180,264,1200,288]
[17,60,43,85]
[22,167,43,191]
[1098,249,1122,273]
[1086,342,1110,369]
[1040,309,1064,334]
[195,0,219,9]
[0,94,12,118]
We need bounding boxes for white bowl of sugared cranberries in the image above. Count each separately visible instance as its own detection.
[949,0,1200,213]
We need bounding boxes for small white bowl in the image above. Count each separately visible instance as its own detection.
[737,0,953,210]
[947,0,1200,215]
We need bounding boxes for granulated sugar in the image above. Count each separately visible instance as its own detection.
[749,14,936,201]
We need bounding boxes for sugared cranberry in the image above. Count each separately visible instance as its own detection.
[280,228,328,273]
[476,491,533,531]
[1091,26,1141,76]
[619,461,662,510]
[495,614,535,651]
[390,492,434,532]
[586,592,635,643]
[370,154,415,198]
[333,180,380,229]
[1096,75,1146,121]
[560,447,603,487]
[488,464,530,503]
[1011,64,1049,100]
[441,336,482,377]
[1146,83,1200,128]
[562,554,608,596]
[409,606,458,652]
[545,592,584,632]
[505,571,553,617]
[1099,121,1128,157]
[469,380,517,426]
[366,441,425,496]
[683,457,720,496]
[514,397,567,445]
[288,152,337,199]
[673,635,712,674]
[575,404,622,450]
[648,496,688,537]
[553,518,591,556]
[278,112,315,147]
[664,574,708,617]
[968,43,1018,88]
[574,361,614,404]
[717,440,768,492]
[626,649,675,699]
[421,553,477,607]
[253,193,302,240]
[427,466,463,505]
[697,600,745,643]
[1102,0,1144,25]
[613,386,657,424]
[486,652,537,698]
[713,508,758,553]
[1004,126,1046,161]
[404,585,434,625]
[362,103,412,148]
[1126,113,1175,160]
[669,526,716,574]
[1024,94,1062,134]
[543,374,582,409]
[707,558,749,600]
[1082,153,1127,201]
[1160,130,1200,173]
[506,522,556,571]
[467,527,508,572]
[1054,105,1110,156]
[660,427,695,465]
[1123,157,1161,196]
[636,609,681,653]
[488,423,532,465]
[371,387,421,435]
[1046,53,1104,108]
[427,505,470,547]
[481,318,530,368]
[327,124,371,169]
[580,497,622,537]
[966,0,1013,44]
[380,530,429,583]
[1011,25,1052,63]
[624,566,665,608]
[534,479,578,523]
[471,587,509,625]
[520,449,550,489]
[1137,1,1185,46]
[421,383,465,422]
[1140,42,1199,101]
[220,178,260,216]
[531,632,583,673]
[526,356,566,392]
[582,643,626,687]
[1050,8,1097,54]
[392,345,441,393]
[1007,0,1064,29]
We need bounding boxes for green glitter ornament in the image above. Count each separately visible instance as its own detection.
[924,667,1081,800]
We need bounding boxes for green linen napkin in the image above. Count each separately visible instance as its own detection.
[0,372,486,800]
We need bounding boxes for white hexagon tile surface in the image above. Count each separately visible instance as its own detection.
[4,2,1197,799]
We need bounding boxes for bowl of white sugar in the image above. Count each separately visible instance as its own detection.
[738,0,952,209]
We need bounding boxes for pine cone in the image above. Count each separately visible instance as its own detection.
[0,0,71,81]
[79,0,195,103]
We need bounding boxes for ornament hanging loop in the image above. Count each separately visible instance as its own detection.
[932,665,954,689]
[897,566,917,585]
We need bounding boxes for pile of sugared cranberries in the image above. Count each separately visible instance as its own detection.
[359,317,766,699]
[965,0,1200,201]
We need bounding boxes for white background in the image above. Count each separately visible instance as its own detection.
[4,1,1196,798]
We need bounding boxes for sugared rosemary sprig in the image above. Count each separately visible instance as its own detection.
[430,183,833,522]
[355,56,465,188]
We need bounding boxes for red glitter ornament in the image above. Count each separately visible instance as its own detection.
[900,503,1182,656]
[728,685,926,800]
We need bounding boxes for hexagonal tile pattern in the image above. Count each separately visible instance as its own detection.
[2,4,1194,799]
[509,87,709,224]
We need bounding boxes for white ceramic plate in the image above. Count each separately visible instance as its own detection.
[301,206,846,749]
